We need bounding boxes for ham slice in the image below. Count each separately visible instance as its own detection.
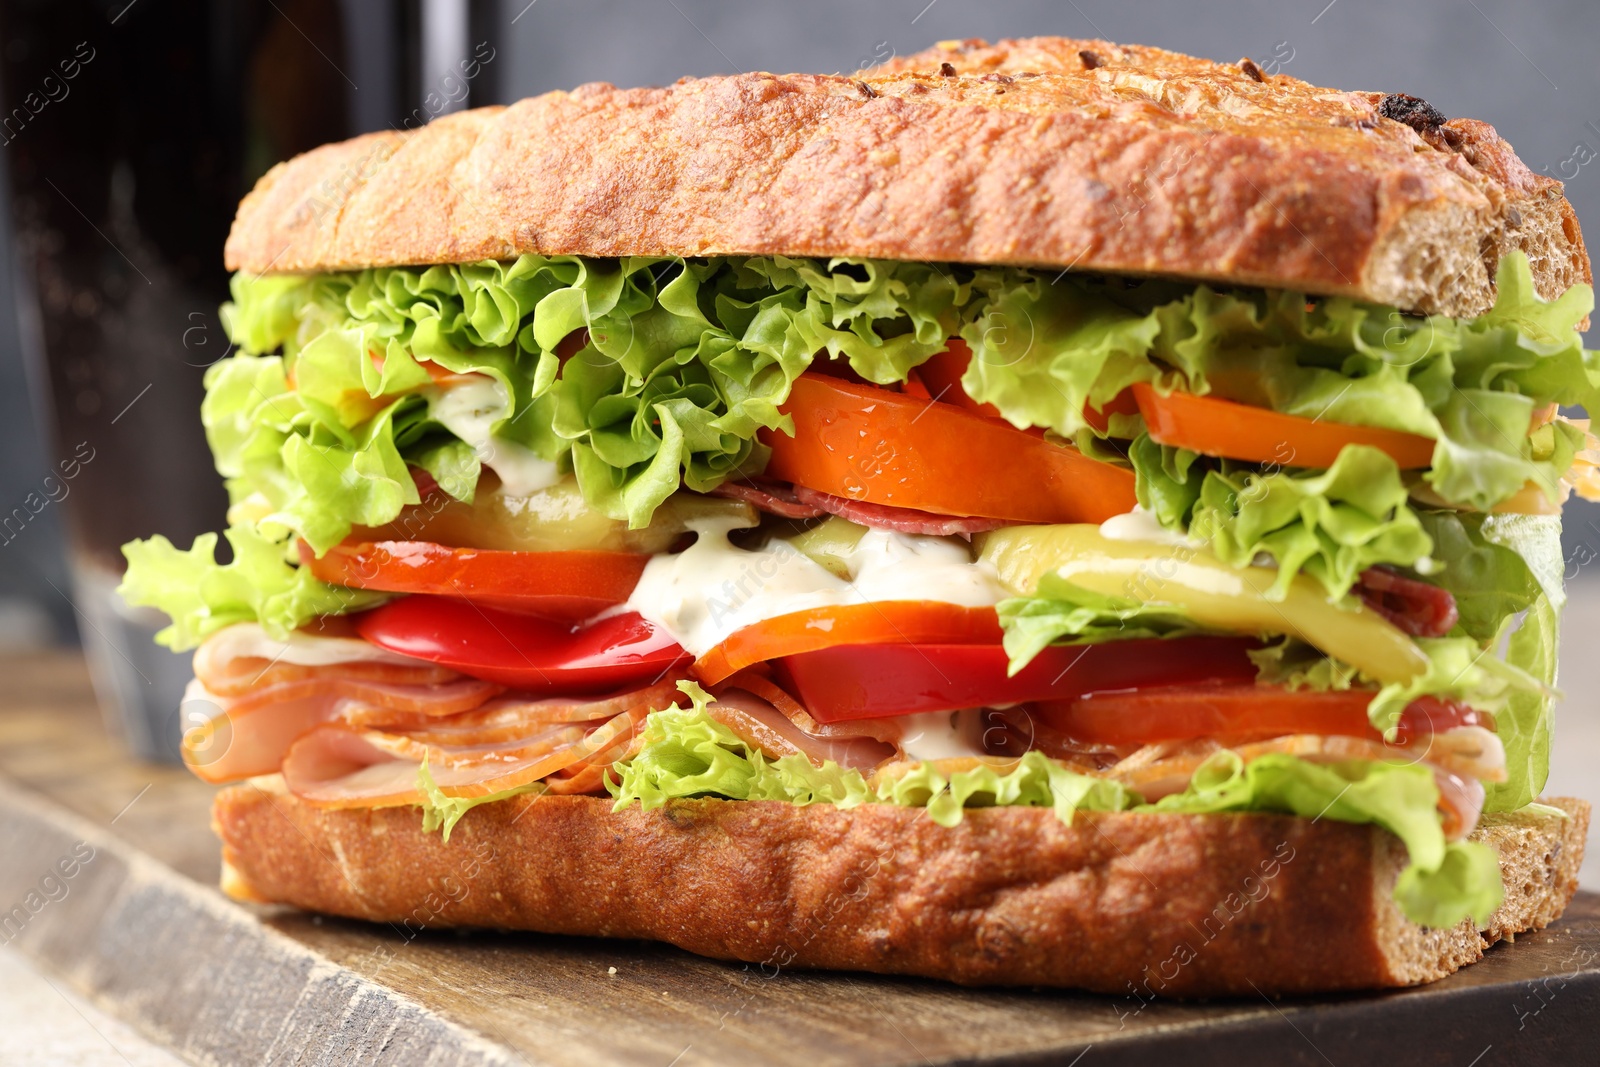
[197,657,461,698]
[363,722,592,767]
[277,672,894,810]
[341,679,685,734]
[281,706,654,808]
[704,688,896,771]
[193,622,454,696]
[183,675,503,783]
[790,486,1009,537]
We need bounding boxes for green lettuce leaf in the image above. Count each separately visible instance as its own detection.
[1414,509,1564,811]
[1492,594,1561,812]
[957,270,1175,435]
[223,256,969,546]
[606,682,1136,825]
[1128,432,1205,528]
[1252,510,1562,809]
[222,252,1598,550]
[416,760,544,842]
[996,573,1202,671]
[1151,750,1502,927]
[1416,511,1561,640]
[1246,636,1366,691]
[875,752,1138,827]
[1366,633,1547,738]
[118,525,386,650]
[1133,437,1434,601]
[606,682,875,811]
[963,253,1598,511]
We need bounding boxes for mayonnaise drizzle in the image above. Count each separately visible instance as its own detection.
[1097,506,1196,548]
[625,516,1006,657]
[897,709,990,761]
[427,377,561,496]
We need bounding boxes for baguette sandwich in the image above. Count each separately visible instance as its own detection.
[123,36,1596,994]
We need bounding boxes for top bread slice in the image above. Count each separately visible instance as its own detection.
[224,36,1588,317]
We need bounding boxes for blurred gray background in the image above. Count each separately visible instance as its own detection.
[0,0,1596,875]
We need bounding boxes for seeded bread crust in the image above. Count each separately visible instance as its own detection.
[222,36,1588,318]
[213,783,1588,994]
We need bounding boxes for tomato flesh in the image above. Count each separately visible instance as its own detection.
[355,595,690,692]
[912,340,1007,420]
[693,602,1004,686]
[777,636,1262,722]
[761,373,1136,524]
[304,540,647,620]
[1132,382,1437,469]
[1044,685,1481,747]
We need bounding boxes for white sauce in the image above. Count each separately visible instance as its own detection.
[897,709,990,761]
[625,515,1006,657]
[196,622,421,669]
[427,377,561,496]
[1098,506,1196,548]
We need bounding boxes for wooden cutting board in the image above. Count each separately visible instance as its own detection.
[2,652,1596,1067]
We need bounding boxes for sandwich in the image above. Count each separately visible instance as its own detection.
[121,36,1596,995]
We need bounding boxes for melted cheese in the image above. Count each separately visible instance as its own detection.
[626,515,1005,657]
[427,377,561,496]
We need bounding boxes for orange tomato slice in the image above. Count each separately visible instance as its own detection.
[1131,382,1437,469]
[762,373,1136,524]
[693,601,1003,686]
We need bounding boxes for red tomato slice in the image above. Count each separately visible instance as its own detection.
[778,637,1262,722]
[761,374,1136,524]
[354,595,690,692]
[303,540,648,620]
[912,340,1006,420]
[1043,685,1482,747]
[693,602,1003,686]
[1131,382,1437,469]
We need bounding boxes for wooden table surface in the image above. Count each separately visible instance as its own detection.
[2,651,1598,1067]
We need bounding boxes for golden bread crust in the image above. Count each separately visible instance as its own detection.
[212,784,1588,995]
[223,36,1588,317]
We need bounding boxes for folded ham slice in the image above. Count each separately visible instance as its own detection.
[276,670,898,810]
[363,721,593,767]
[704,688,896,771]
[193,622,454,696]
[342,679,685,734]
[281,705,656,808]
[183,675,504,783]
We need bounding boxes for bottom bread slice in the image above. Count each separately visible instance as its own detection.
[213,781,1589,995]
